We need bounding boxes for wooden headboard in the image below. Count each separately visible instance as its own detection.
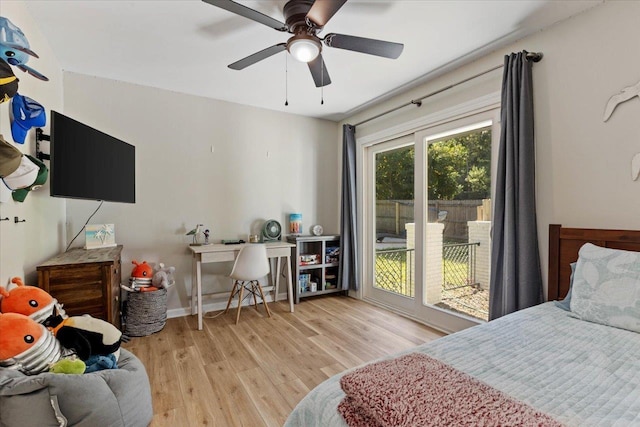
[548,224,640,301]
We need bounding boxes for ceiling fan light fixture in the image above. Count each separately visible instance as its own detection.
[288,37,321,63]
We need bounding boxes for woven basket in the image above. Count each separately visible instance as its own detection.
[124,288,167,337]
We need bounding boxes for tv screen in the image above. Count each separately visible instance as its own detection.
[50,111,135,203]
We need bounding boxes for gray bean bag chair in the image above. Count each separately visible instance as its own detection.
[0,349,152,427]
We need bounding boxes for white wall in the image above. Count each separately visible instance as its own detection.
[343,1,640,296]
[0,2,65,284]
[62,73,340,313]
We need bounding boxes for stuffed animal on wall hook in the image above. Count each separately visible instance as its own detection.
[0,17,49,81]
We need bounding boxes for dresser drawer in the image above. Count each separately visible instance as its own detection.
[37,246,123,329]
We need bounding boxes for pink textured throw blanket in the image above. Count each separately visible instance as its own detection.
[338,353,563,427]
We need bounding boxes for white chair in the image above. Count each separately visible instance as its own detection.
[223,244,272,324]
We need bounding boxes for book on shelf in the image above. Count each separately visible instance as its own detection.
[325,246,340,264]
[299,254,320,265]
[298,273,311,293]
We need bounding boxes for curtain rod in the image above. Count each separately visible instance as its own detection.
[353,51,543,127]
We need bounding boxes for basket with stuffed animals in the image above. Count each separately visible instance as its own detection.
[121,260,174,337]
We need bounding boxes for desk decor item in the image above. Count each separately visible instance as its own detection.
[84,224,116,249]
[262,219,282,242]
[289,213,302,235]
[187,224,210,245]
[311,224,324,236]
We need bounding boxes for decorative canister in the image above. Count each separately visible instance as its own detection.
[289,213,302,234]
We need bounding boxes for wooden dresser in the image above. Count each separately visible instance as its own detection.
[37,245,123,329]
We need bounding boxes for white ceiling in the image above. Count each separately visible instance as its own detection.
[24,0,601,121]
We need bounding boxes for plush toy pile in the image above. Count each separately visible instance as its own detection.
[0,277,122,375]
[123,260,175,292]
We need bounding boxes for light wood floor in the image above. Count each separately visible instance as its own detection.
[123,295,445,427]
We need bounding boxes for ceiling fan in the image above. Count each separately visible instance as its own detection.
[202,0,404,87]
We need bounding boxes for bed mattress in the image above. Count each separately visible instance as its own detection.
[284,302,640,427]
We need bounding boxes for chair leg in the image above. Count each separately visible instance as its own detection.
[235,283,245,324]
[224,281,239,314]
[251,281,259,310]
[256,283,272,318]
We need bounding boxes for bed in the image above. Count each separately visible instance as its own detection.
[284,224,640,427]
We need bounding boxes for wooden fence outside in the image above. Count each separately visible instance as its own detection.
[376,199,489,242]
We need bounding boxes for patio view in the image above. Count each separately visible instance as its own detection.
[374,126,491,321]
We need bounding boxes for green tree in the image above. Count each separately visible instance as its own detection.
[376,146,414,200]
[428,127,491,200]
[375,127,491,202]
[466,165,489,193]
[428,140,467,200]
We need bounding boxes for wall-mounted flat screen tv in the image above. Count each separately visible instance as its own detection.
[50,111,135,203]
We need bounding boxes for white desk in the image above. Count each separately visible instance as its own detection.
[189,241,295,330]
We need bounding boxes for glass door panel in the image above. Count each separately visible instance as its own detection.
[364,135,415,312]
[423,124,492,322]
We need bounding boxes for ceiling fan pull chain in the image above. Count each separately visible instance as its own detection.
[285,53,289,106]
[321,58,324,105]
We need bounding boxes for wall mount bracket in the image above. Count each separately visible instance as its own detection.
[35,128,50,161]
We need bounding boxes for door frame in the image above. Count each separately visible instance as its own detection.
[355,92,501,333]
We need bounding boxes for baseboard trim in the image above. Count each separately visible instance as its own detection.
[166,292,288,319]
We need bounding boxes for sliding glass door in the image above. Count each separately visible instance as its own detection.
[363,110,499,333]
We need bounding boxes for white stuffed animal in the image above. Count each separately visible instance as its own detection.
[152,263,175,289]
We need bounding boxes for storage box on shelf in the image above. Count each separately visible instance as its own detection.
[287,234,341,303]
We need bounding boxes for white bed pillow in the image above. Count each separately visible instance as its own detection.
[570,243,640,333]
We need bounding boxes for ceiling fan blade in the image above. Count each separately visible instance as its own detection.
[228,43,287,70]
[306,0,348,27]
[202,0,287,31]
[324,33,403,59]
[308,54,331,87]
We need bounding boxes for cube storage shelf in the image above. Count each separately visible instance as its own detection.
[287,234,342,303]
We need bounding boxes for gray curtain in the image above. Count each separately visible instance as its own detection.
[339,124,359,291]
[489,52,543,320]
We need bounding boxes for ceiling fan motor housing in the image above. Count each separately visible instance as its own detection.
[283,0,316,31]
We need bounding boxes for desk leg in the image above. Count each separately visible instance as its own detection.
[196,258,203,331]
[191,256,197,315]
[275,257,282,303]
[286,255,294,312]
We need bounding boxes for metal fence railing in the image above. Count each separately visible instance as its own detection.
[374,248,415,297]
[442,242,480,291]
[374,242,486,319]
